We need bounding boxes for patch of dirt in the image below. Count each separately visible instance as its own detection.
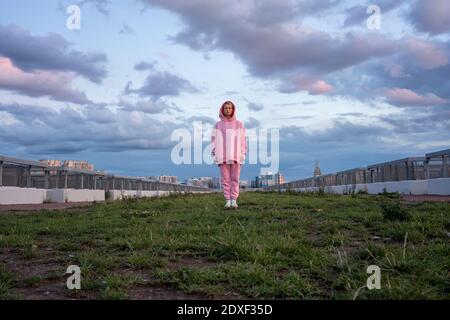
[401,195,450,202]
[0,202,96,214]
[0,248,64,279]
[127,285,209,300]
[0,248,245,300]
[0,248,69,299]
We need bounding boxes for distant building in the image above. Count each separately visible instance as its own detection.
[212,177,221,189]
[39,159,62,167]
[314,160,322,177]
[199,177,214,188]
[64,160,94,171]
[254,172,285,188]
[185,177,214,188]
[185,178,202,187]
[159,175,178,184]
[39,159,94,173]
[239,180,250,188]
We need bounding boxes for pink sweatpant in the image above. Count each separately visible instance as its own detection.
[219,163,241,200]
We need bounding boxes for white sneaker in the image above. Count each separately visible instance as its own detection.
[224,199,231,208]
[230,199,238,208]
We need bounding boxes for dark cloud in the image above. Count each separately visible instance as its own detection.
[408,0,450,35]
[248,0,340,27]
[0,102,185,155]
[327,37,450,105]
[119,24,134,34]
[119,98,179,114]
[134,60,157,71]
[126,70,199,99]
[377,105,450,134]
[0,57,91,104]
[245,117,260,129]
[247,102,264,112]
[139,0,397,95]
[0,24,107,83]
[138,0,450,103]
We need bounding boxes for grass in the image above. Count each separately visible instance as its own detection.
[0,191,449,299]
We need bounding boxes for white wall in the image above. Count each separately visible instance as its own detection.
[0,187,47,205]
[0,187,215,205]
[46,189,105,203]
[428,178,450,195]
[277,178,450,195]
[109,190,138,200]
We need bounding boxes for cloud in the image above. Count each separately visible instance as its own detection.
[328,36,450,104]
[0,102,186,154]
[119,24,134,34]
[377,104,450,135]
[0,24,107,83]
[135,0,450,110]
[247,0,340,27]
[403,37,449,70]
[245,117,260,129]
[185,116,216,125]
[247,102,264,112]
[139,0,396,92]
[279,74,334,95]
[134,60,157,71]
[119,98,179,114]
[78,0,112,17]
[126,70,199,99]
[343,0,406,28]
[0,57,90,104]
[408,0,450,35]
[383,88,449,107]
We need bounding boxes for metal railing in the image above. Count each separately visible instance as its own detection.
[0,155,211,192]
[264,148,450,191]
[425,149,449,179]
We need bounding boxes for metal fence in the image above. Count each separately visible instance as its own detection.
[0,155,211,192]
[264,148,450,191]
[425,149,449,179]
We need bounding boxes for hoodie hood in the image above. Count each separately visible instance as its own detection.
[219,103,236,121]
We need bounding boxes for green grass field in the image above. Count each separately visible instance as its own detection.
[0,191,449,300]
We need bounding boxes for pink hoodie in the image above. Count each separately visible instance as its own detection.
[211,103,247,164]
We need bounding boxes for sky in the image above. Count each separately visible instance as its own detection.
[0,0,449,181]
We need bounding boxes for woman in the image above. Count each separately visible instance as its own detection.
[211,101,247,208]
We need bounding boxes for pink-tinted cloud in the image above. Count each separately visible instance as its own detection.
[383,88,449,106]
[403,37,449,70]
[279,74,334,95]
[0,57,90,104]
[409,0,450,35]
[0,24,107,83]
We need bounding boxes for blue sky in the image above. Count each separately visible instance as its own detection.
[0,0,449,181]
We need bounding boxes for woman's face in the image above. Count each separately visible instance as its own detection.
[223,103,233,117]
